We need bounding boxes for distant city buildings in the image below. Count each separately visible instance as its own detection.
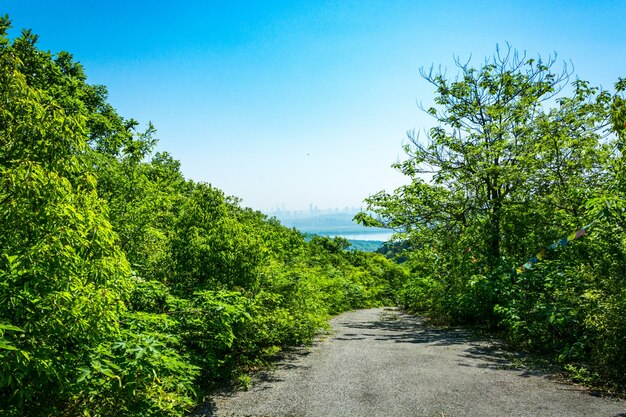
[261,204,392,242]
[264,205,364,219]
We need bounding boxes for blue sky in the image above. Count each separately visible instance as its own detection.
[4,1,625,211]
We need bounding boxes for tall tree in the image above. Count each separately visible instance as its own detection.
[359,47,617,322]
[0,17,134,413]
[362,47,612,268]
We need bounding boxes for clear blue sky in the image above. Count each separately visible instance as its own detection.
[4,1,625,211]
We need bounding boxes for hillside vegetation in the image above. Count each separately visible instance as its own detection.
[0,19,407,416]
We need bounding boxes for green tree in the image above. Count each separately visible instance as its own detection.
[0,17,134,414]
[363,47,611,282]
[0,18,201,416]
[361,46,626,387]
[366,48,611,262]
[169,182,267,292]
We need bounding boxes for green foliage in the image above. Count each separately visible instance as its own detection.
[0,16,409,415]
[71,313,199,417]
[0,21,137,415]
[344,239,383,252]
[173,291,252,375]
[169,183,266,292]
[362,46,626,388]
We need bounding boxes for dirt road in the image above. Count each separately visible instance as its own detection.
[194,308,625,417]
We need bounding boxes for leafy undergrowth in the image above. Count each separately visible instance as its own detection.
[467,328,626,400]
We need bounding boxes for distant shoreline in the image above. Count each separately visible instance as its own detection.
[325,232,393,242]
[271,211,393,242]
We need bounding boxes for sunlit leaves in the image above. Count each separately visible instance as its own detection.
[364,46,626,388]
[0,20,135,415]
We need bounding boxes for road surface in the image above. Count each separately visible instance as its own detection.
[193,307,625,417]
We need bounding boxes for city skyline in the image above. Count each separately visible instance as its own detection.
[264,204,364,215]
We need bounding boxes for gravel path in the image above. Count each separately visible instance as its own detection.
[193,307,626,417]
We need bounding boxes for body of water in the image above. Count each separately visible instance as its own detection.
[329,232,395,241]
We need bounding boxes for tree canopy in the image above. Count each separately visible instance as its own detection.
[360,46,626,389]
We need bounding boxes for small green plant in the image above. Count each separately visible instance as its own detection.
[236,374,252,391]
